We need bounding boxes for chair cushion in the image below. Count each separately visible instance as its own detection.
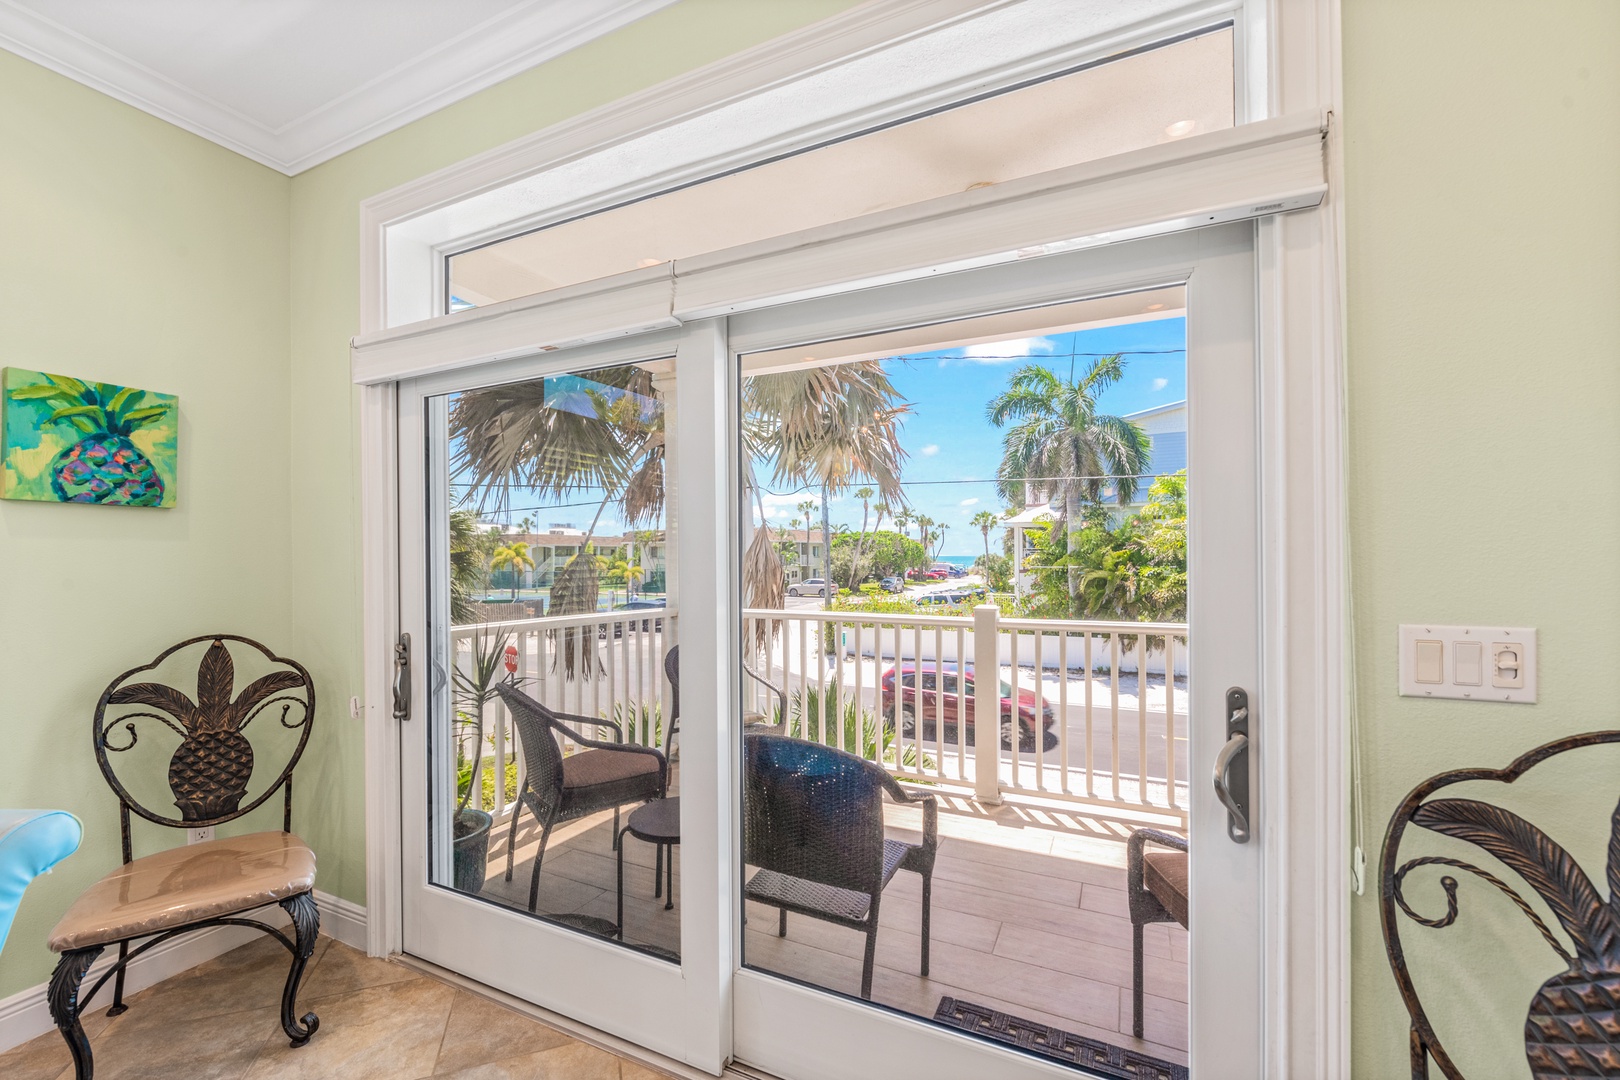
[1143,849,1189,929]
[561,748,661,811]
[48,831,315,953]
[745,838,915,926]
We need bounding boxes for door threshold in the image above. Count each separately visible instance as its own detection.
[393,952,777,1080]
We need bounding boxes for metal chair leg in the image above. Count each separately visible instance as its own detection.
[664,843,674,911]
[278,893,321,1047]
[106,940,130,1017]
[504,803,523,882]
[778,908,787,937]
[860,920,879,1000]
[528,820,555,913]
[49,946,102,1080]
[920,872,931,977]
[1132,922,1145,1038]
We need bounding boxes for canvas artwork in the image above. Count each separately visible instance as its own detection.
[1,368,177,507]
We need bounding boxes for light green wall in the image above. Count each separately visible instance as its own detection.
[1343,2,1620,1077]
[8,2,1615,1071]
[0,52,291,997]
[284,0,867,904]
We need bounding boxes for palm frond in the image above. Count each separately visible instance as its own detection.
[1413,798,1619,961]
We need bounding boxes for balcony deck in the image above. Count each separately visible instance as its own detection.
[476,784,1188,1068]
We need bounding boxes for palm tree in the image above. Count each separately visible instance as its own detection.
[971,509,1000,560]
[915,514,934,553]
[741,362,911,618]
[489,542,535,601]
[987,355,1151,517]
[932,522,950,561]
[893,508,913,537]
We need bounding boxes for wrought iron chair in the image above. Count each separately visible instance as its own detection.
[48,636,318,1080]
[742,732,936,999]
[495,682,667,914]
[1381,730,1620,1080]
[1126,827,1188,1038]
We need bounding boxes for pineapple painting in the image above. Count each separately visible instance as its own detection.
[1407,795,1620,1077]
[1,368,177,506]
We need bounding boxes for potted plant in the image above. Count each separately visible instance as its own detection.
[450,625,518,893]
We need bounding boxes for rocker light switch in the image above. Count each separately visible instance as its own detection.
[1454,641,1484,685]
[1399,625,1537,703]
[1414,640,1443,684]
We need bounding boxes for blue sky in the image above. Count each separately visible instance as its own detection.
[755,316,1187,555]
[462,315,1186,556]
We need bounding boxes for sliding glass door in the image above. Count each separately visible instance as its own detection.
[393,224,1263,1077]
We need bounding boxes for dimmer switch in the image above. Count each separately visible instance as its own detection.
[1399,625,1537,703]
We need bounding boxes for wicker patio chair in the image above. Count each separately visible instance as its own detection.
[663,646,788,760]
[47,635,319,1080]
[742,732,936,999]
[1126,827,1189,1038]
[495,682,667,914]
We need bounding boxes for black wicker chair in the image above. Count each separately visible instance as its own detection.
[662,646,787,761]
[1126,827,1189,1039]
[743,732,936,999]
[495,682,667,914]
[48,635,319,1080]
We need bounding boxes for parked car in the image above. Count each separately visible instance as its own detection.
[606,597,665,637]
[947,565,967,578]
[879,663,1057,751]
[788,578,829,597]
[879,576,905,593]
[923,568,950,581]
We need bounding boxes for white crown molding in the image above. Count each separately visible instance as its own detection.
[0,0,678,175]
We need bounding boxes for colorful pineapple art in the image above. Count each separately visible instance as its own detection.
[1,368,177,507]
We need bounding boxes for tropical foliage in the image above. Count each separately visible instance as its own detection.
[786,679,932,772]
[1019,472,1187,622]
[448,509,500,622]
[828,529,928,586]
[973,552,1013,592]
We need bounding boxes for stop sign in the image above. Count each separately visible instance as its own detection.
[503,643,518,675]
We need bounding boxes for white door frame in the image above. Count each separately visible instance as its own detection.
[352,2,1348,1074]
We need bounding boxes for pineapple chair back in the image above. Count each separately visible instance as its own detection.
[45,635,319,1080]
[1380,729,1620,1080]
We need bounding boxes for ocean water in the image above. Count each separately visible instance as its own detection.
[935,554,977,568]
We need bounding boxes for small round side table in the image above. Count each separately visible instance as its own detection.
[616,797,679,938]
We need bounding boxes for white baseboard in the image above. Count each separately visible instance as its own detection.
[0,889,364,1054]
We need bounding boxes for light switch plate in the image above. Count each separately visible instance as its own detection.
[1398,624,1537,703]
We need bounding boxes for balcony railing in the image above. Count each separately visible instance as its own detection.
[743,606,1187,817]
[450,603,1186,823]
[450,608,676,821]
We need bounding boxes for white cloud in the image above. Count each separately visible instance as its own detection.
[958,337,1057,364]
[1151,377,1169,391]
[919,444,940,457]
[959,497,980,507]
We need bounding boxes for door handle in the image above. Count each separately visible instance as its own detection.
[1213,687,1251,843]
[393,632,412,722]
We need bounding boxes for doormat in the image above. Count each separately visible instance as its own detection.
[933,998,1188,1080]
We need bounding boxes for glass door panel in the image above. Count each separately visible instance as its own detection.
[730,224,1260,1078]
[398,340,701,1061]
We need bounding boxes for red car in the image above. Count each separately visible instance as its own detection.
[923,569,950,580]
[879,663,1056,751]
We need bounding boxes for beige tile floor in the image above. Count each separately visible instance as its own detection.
[485,785,1188,1065]
[0,937,670,1080]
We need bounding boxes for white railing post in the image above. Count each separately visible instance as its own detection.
[972,604,1001,805]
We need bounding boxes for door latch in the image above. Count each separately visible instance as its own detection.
[1213,687,1251,843]
[392,632,412,722]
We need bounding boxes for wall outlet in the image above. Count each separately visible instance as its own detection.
[1398,624,1537,703]
[349,696,361,720]
[187,826,215,845]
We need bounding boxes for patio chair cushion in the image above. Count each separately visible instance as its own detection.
[561,747,662,806]
[1143,849,1189,929]
[48,831,315,953]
